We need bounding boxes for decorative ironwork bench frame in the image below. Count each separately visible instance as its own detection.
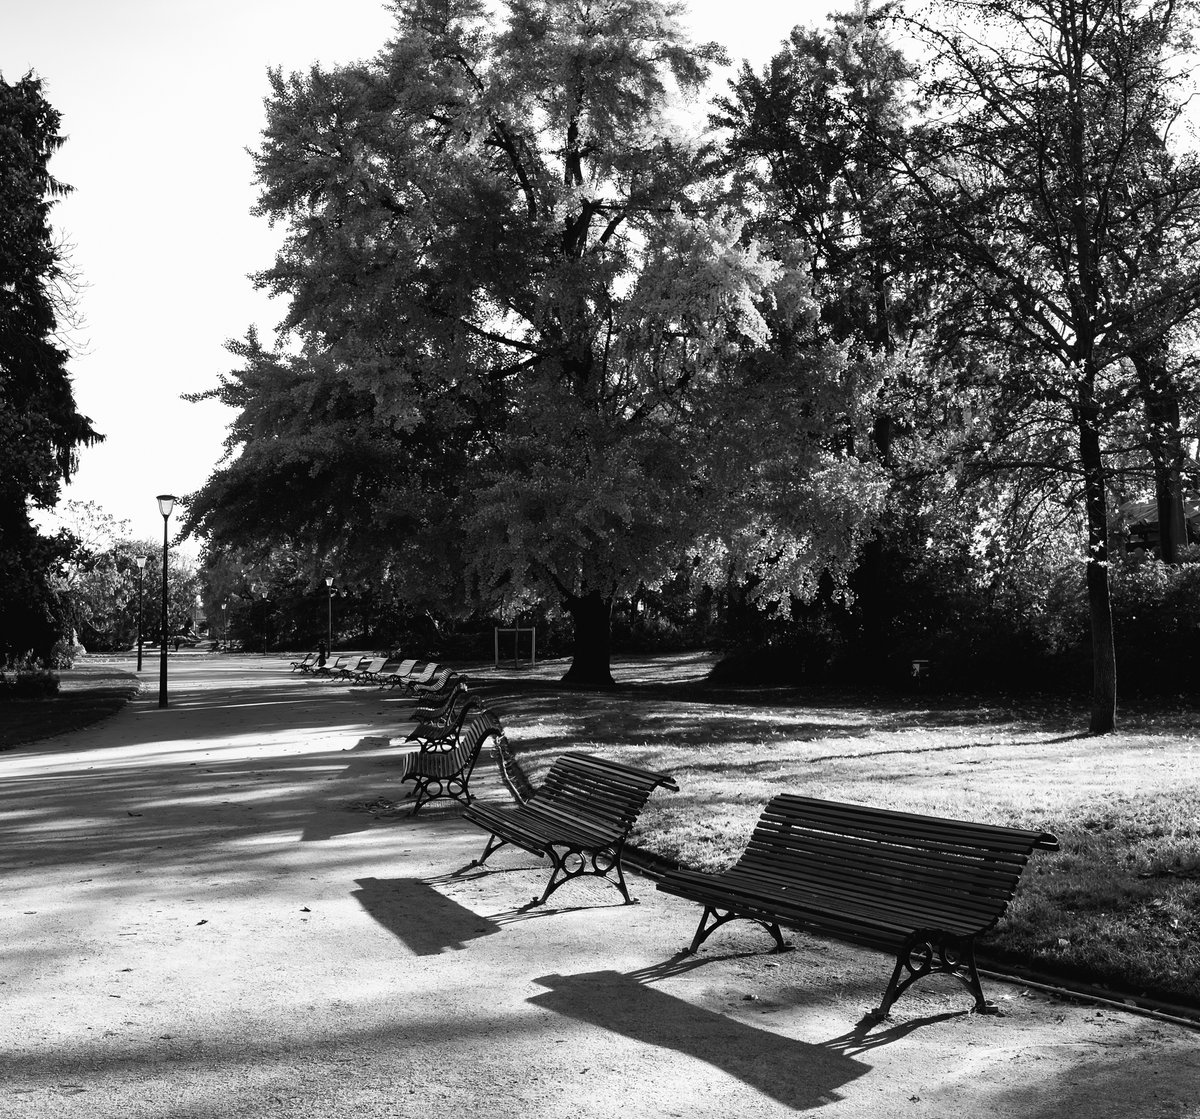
[657,795,1058,1020]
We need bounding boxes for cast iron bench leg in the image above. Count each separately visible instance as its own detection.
[872,931,999,1020]
[532,843,635,907]
[472,832,510,867]
[685,905,792,955]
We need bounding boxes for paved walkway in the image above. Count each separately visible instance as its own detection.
[1,657,1196,1118]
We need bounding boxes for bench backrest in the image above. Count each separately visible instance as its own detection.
[414,678,470,721]
[740,795,1059,931]
[531,753,678,833]
[411,706,503,779]
[407,662,438,685]
[417,667,454,692]
[388,658,418,679]
[459,708,505,755]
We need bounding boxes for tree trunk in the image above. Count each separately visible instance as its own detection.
[1132,340,1188,564]
[1078,382,1117,734]
[561,589,615,687]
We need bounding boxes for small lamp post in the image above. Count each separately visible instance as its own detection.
[221,600,229,652]
[135,555,147,672]
[325,576,334,651]
[156,494,177,708]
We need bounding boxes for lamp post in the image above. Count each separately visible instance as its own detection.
[135,555,147,672]
[156,494,176,708]
[325,576,334,651]
[221,600,228,652]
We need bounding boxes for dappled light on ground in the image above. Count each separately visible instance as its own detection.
[2,654,1198,1118]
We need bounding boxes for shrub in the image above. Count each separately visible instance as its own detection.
[0,668,61,699]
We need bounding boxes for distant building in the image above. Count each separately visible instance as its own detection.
[1118,498,1200,555]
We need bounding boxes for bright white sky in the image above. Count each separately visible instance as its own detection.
[3,0,831,548]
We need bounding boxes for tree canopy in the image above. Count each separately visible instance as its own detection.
[187,0,869,684]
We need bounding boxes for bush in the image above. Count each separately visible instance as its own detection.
[0,668,61,699]
[1108,553,1200,693]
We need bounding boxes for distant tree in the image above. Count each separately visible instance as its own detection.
[0,73,101,665]
[49,501,199,652]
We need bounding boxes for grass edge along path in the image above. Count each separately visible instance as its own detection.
[479,656,1200,1013]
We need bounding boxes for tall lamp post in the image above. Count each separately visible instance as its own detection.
[156,494,177,708]
[221,600,228,652]
[325,576,334,651]
[135,555,147,672]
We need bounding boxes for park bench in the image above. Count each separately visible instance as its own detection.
[290,652,316,673]
[462,753,679,907]
[656,794,1059,1020]
[410,667,461,701]
[390,661,438,694]
[379,658,417,688]
[410,677,470,726]
[348,656,388,684]
[399,706,504,815]
[314,654,351,678]
[334,655,374,681]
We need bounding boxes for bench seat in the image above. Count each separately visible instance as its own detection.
[657,795,1058,1019]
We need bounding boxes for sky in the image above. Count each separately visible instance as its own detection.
[3,0,832,549]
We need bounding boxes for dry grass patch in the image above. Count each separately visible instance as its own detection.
[478,654,1200,1006]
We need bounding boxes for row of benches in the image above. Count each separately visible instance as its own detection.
[453,751,1058,1022]
[304,653,1058,1021]
[291,650,456,696]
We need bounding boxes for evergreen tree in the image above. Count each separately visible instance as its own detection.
[0,73,100,666]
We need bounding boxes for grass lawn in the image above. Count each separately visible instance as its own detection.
[480,652,1200,1008]
[0,663,140,751]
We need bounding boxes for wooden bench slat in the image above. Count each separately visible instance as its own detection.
[671,868,1010,936]
[761,796,1058,850]
[738,833,1029,895]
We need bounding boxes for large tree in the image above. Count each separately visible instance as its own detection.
[711,3,919,657]
[0,73,100,666]
[890,0,1200,731]
[188,0,784,684]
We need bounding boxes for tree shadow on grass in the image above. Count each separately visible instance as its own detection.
[527,968,869,1109]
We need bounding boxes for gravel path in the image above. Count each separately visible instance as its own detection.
[2,656,1196,1118]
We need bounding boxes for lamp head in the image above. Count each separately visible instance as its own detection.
[156,494,177,518]
[135,555,147,570]
[325,576,334,588]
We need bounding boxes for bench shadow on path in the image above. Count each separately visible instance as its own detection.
[527,967,870,1110]
[352,876,501,954]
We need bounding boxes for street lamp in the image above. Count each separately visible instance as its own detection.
[221,600,228,652]
[135,555,147,672]
[156,494,176,708]
[325,575,334,651]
